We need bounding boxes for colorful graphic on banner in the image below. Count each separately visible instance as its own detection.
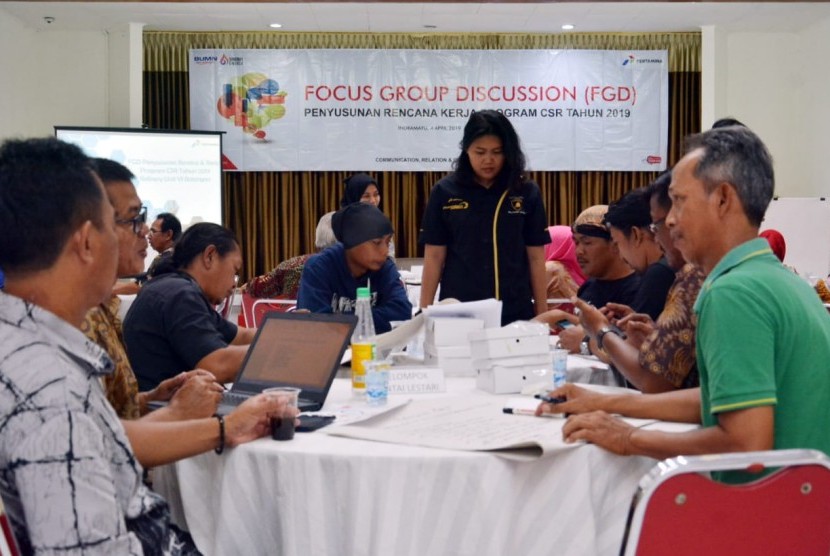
[189,49,668,172]
[216,73,287,140]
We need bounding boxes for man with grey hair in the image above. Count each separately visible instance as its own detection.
[315,210,337,250]
[539,126,830,483]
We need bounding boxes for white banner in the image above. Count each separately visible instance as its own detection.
[189,49,668,172]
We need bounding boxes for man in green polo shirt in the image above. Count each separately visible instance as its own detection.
[538,126,830,481]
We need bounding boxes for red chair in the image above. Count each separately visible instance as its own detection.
[239,291,296,328]
[620,449,830,556]
[0,498,20,556]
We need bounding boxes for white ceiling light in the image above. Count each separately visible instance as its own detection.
[269,23,283,29]
[562,23,575,30]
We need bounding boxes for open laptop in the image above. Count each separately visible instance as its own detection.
[213,311,356,415]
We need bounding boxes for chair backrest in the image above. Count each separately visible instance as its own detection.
[0,498,20,556]
[620,449,830,556]
[216,287,237,320]
[240,292,296,328]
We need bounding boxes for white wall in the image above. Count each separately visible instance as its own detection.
[724,31,805,197]
[799,17,830,199]
[0,10,36,138]
[700,25,727,132]
[0,9,108,140]
[702,17,830,198]
[107,22,144,128]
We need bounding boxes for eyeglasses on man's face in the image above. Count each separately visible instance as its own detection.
[648,217,667,234]
[115,206,148,235]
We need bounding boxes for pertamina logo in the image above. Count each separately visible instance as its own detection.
[622,54,663,66]
[220,54,244,66]
[646,155,662,165]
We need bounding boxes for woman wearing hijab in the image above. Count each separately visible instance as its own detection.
[297,203,411,333]
[544,225,586,303]
[341,173,381,207]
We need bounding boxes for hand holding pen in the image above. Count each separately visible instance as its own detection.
[534,384,607,417]
[533,393,569,417]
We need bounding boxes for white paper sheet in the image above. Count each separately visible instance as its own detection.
[326,384,698,458]
[326,395,575,457]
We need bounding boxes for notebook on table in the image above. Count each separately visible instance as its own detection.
[211,311,357,415]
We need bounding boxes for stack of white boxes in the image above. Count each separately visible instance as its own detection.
[423,317,484,377]
[470,322,551,394]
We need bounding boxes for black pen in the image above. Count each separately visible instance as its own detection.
[502,407,559,418]
[534,394,567,404]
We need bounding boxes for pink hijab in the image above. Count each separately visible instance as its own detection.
[544,225,587,286]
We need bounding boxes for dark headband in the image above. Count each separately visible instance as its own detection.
[573,224,611,239]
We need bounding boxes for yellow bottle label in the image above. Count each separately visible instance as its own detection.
[351,343,375,389]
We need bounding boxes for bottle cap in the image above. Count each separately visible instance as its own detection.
[357,287,371,299]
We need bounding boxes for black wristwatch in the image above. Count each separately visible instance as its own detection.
[596,325,625,351]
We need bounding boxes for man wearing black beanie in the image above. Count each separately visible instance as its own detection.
[297,203,412,332]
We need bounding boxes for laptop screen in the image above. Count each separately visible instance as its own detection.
[232,312,357,398]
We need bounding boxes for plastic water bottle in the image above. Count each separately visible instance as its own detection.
[351,287,376,394]
[551,349,568,389]
[364,360,390,406]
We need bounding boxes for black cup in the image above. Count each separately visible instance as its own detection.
[271,416,295,441]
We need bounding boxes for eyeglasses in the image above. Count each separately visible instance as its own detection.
[648,217,667,234]
[115,206,147,235]
[147,227,162,236]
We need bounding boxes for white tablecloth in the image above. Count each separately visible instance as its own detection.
[154,378,657,556]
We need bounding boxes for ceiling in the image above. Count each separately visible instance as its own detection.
[3,2,830,34]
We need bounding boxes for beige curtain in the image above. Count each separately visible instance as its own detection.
[144,32,700,280]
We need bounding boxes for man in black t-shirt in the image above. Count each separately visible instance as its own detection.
[535,205,640,353]
[602,188,676,321]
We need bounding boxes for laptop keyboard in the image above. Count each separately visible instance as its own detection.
[222,391,316,410]
[222,392,249,407]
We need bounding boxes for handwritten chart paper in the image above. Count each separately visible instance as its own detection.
[326,396,575,457]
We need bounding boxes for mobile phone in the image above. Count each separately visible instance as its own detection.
[296,414,336,432]
[555,319,574,329]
